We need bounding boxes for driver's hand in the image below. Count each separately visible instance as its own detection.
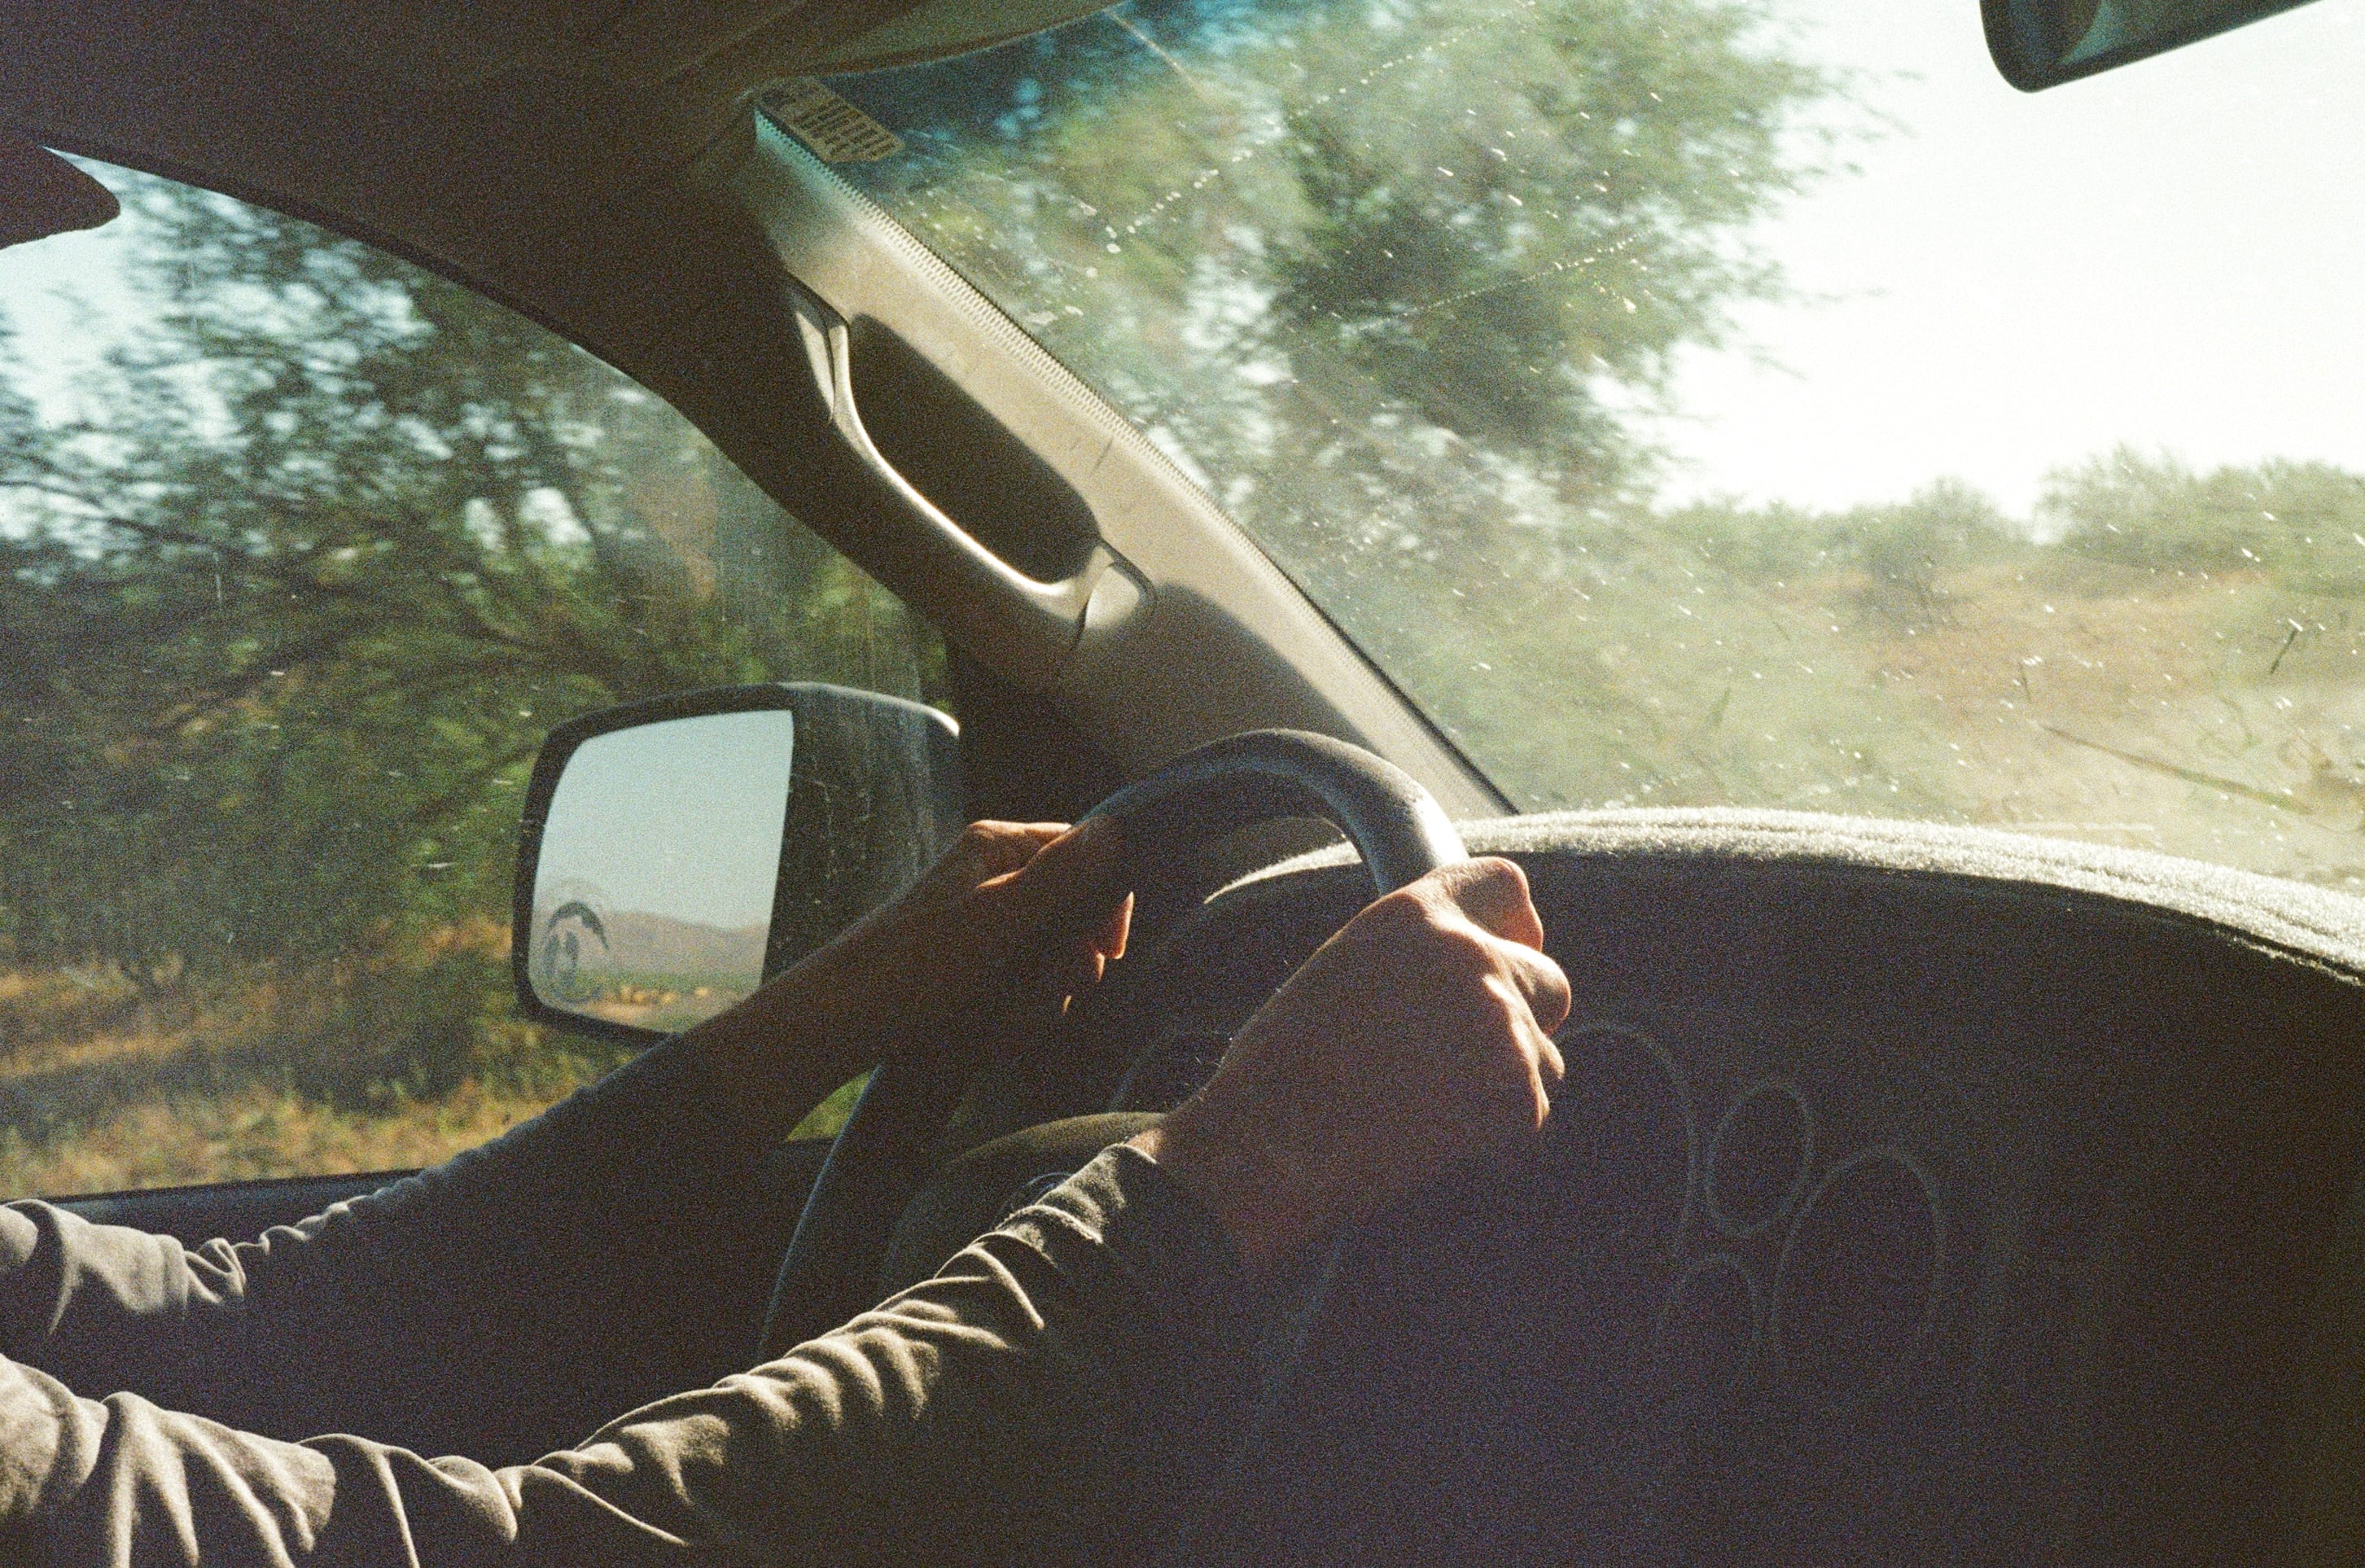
[1132,858,1570,1273]
[685,820,1131,1132]
[809,818,1135,1052]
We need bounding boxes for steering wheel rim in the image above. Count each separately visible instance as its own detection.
[755,728,1467,1360]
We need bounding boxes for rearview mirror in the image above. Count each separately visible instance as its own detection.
[1983,0,2322,89]
[512,684,961,1042]
[0,133,119,252]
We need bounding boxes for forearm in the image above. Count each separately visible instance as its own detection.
[508,1153,1246,1565]
[671,936,898,1142]
[0,1033,792,1456]
[3,1147,1249,1567]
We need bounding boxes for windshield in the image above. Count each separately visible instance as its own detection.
[810,0,2365,888]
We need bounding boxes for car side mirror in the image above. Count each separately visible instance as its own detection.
[511,683,961,1043]
[1983,0,2322,90]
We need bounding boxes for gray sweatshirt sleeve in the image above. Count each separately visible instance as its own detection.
[0,1144,1249,1566]
[0,1039,798,1463]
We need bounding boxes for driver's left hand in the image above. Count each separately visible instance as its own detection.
[809,818,1134,1047]
[682,821,1132,1135]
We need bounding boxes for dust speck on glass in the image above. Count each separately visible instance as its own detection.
[817,0,2365,891]
[0,163,945,1197]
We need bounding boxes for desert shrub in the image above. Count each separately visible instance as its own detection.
[2045,449,2365,593]
[1833,478,2017,629]
[1653,497,1842,580]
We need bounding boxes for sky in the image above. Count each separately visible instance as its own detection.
[0,200,129,418]
[1653,0,2365,516]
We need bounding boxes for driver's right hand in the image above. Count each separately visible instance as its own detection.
[1132,857,1571,1274]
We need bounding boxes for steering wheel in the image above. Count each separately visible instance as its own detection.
[756,728,1467,1359]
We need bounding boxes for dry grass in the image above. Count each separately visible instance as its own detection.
[1425,543,2365,891]
[0,1080,572,1197]
[0,910,860,1202]
[0,924,625,1201]
[1850,560,2365,885]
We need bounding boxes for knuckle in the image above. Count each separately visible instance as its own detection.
[1469,854,1526,887]
[1359,887,1440,946]
[957,821,1022,861]
[1516,944,1570,993]
[1372,885,1434,927]
[1449,975,1522,1043]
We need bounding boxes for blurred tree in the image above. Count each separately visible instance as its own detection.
[834,0,1846,523]
[1270,0,1837,486]
[0,171,930,981]
[826,0,1853,811]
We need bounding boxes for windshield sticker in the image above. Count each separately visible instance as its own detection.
[760,80,904,164]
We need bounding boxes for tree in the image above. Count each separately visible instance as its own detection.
[1270,0,1835,480]
[824,0,1852,813]
[0,169,932,982]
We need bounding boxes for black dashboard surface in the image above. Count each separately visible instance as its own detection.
[1066,812,2365,1564]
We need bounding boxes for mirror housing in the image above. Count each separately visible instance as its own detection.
[1983,0,2322,90]
[511,683,961,1045]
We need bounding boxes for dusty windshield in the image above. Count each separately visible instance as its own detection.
[810,0,2365,888]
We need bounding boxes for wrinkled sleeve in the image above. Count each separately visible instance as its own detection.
[1,1145,1250,1567]
[0,1038,795,1461]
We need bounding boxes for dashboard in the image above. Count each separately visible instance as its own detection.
[935,812,2365,1563]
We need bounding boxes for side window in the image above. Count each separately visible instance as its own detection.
[0,161,947,1198]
